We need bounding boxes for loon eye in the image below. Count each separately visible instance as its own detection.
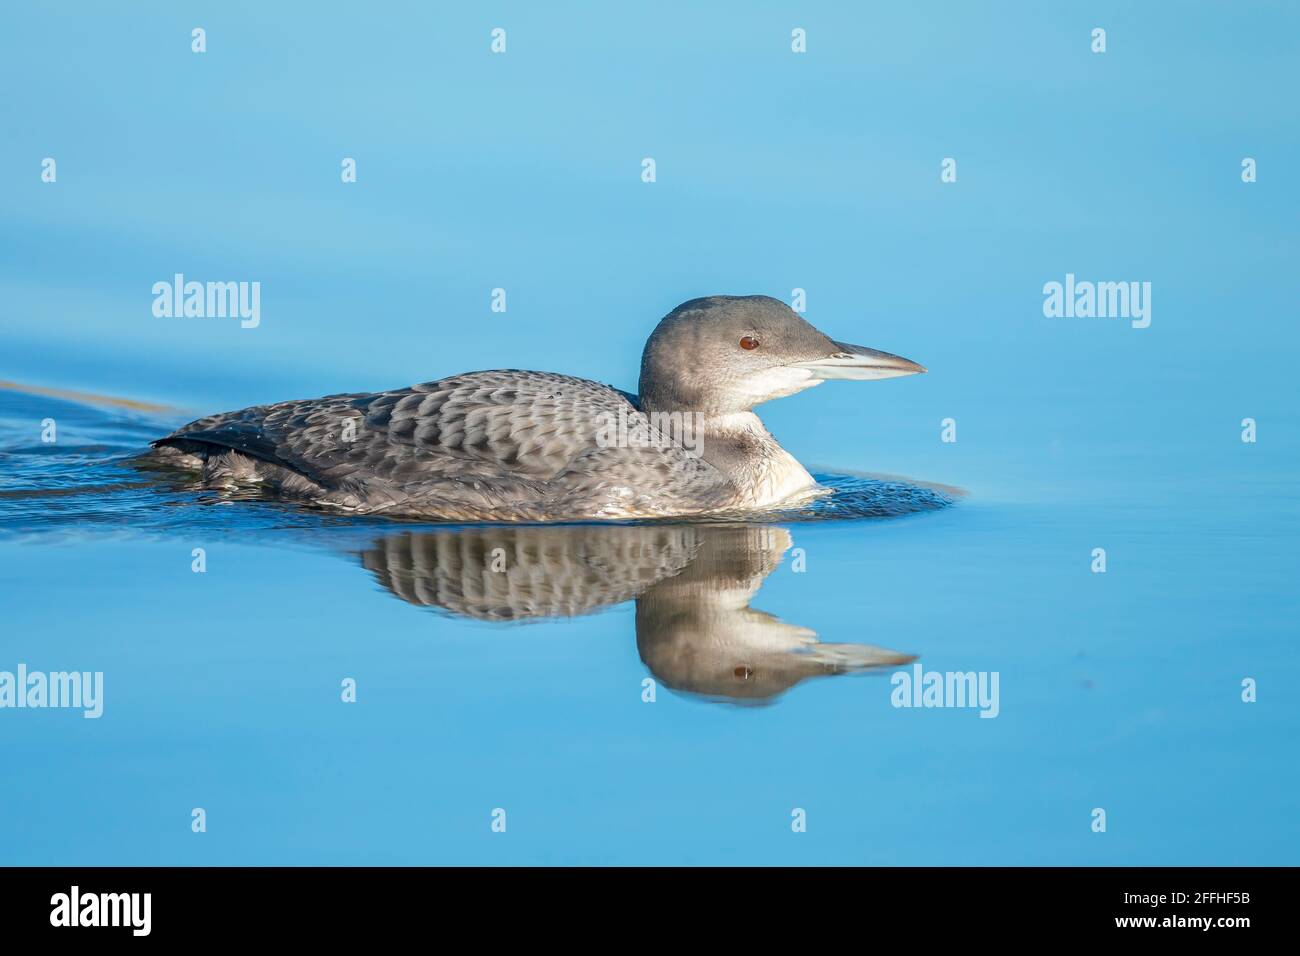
[734,665,753,680]
[739,336,760,351]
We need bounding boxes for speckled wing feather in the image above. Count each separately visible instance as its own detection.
[549,441,735,518]
[163,371,627,477]
[155,370,732,519]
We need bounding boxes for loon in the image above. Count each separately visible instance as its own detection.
[149,295,925,521]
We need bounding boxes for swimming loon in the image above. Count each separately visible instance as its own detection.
[149,295,925,521]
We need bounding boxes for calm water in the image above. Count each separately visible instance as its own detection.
[0,385,1295,865]
[2,1,1297,865]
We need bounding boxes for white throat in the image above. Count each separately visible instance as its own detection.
[733,366,823,407]
[702,411,819,509]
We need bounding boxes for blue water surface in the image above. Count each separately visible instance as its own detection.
[0,1,1297,865]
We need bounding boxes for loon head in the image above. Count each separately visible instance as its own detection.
[638,295,925,413]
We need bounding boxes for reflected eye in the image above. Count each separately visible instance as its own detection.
[739,336,760,351]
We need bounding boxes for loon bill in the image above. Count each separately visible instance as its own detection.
[148,295,925,521]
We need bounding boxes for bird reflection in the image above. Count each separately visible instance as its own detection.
[358,524,913,703]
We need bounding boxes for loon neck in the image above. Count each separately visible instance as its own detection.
[632,396,819,507]
[695,412,817,508]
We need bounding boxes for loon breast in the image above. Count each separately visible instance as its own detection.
[696,412,819,510]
